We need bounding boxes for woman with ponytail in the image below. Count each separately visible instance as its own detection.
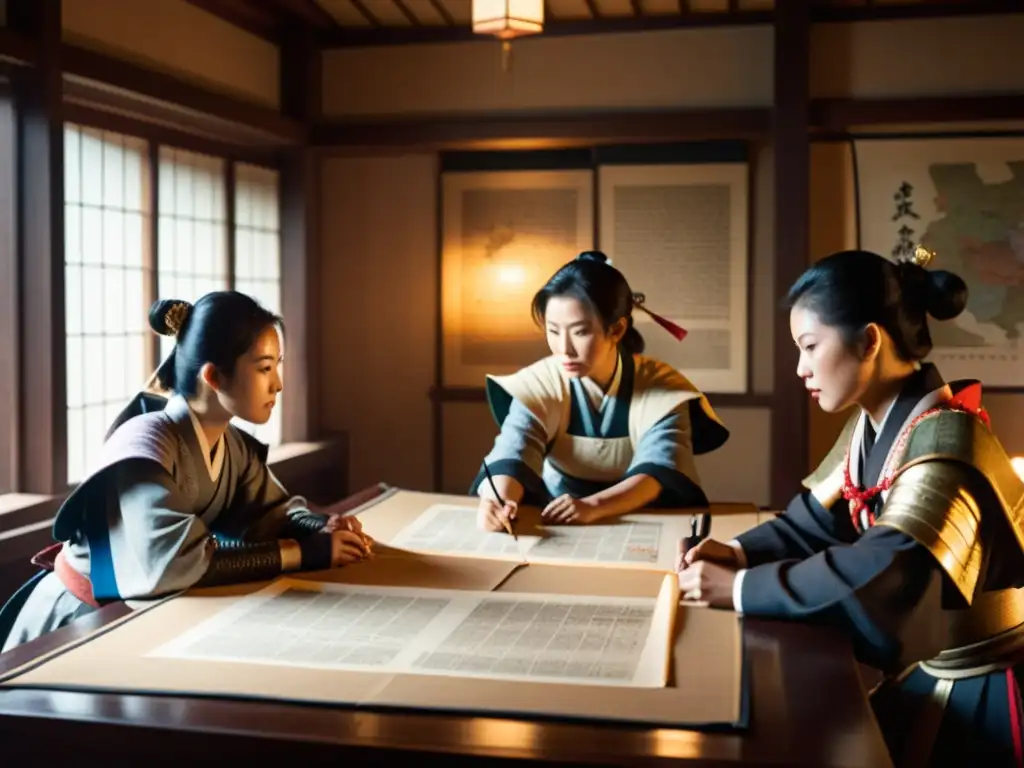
[1,292,371,652]
[678,248,1024,767]
[473,251,729,531]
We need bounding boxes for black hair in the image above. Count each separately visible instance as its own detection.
[785,249,968,361]
[530,251,645,355]
[149,291,283,397]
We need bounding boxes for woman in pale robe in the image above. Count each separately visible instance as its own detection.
[473,251,729,531]
[0,293,370,652]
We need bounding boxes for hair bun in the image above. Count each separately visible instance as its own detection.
[925,269,968,321]
[148,299,193,336]
[576,250,610,265]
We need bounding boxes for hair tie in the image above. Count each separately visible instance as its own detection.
[896,244,935,269]
[632,292,688,342]
[164,302,191,336]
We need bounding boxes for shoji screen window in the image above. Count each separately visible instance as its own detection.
[233,163,283,447]
[157,147,229,363]
[64,126,152,484]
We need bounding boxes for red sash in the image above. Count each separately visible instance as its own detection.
[30,543,101,609]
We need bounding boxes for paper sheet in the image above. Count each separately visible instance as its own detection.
[389,504,528,560]
[388,504,683,570]
[147,577,675,688]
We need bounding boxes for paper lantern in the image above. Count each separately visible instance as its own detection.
[472,0,544,40]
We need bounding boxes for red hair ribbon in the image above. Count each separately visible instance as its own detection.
[632,293,688,342]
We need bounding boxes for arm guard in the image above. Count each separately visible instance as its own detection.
[196,535,333,588]
[280,510,330,538]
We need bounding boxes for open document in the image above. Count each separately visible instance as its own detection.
[388,504,687,570]
[148,576,679,688]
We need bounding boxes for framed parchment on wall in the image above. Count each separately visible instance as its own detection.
[598,163,750,393]
[854,135,1024,388]
[441,169,594,387]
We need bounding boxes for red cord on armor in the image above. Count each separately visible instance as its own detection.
[839,391,991,534]
[1007,669,1023,767]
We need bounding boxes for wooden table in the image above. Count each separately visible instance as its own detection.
[0,488,893,767]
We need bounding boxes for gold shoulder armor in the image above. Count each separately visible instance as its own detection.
[876,409,1024,606]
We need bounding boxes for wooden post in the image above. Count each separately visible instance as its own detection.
[279,23,322,443]
[770,0,811,508]
[8,0,66,493]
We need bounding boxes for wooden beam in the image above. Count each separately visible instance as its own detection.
[0,87,18,493]
[8,0,67,494]
[61,103,283,164]
[312,109,771,150]
[393,0,422,26]
[182,0,282,42]
[428,0,455,25]
[2,33,303,150]
[814,0,1023,23]
[61,80,291,151]
[61,43,304,146]
[319,0,1023,46]
[812,94,1024,130]
[321,9,773,46]
[348,0,382,26]
[770,0,810,508]
[262,0,339,29]
[0,25,37,66]
[313,93,1024,153]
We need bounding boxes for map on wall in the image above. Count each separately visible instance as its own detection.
[854,136,1024,387]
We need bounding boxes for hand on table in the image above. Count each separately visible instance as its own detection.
[676,537,741,571]
[541,494,600,525]
[330,529,373,567]
[477,497,518,533]
[321,513,362,535]
[676,538,739,609]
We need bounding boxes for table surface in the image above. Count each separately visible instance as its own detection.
[0,486,893,767]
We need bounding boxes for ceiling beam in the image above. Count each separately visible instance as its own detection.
[61,43,304,145]
[182,0,281,42]
[261,0,339,29]
[393,0,422,26]
[348,0,382,26]
[812,94,1024,131]
[321,10,773,46]
[312,108,772,150]
[319,0,1024,48]
[814,0,1023,23]
[0,25,38,65]
[428,0,455,25]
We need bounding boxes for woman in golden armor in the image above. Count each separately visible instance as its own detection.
[678,248,1024,767]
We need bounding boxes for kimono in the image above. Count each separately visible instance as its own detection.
[471,353,729,508]
[0,393,333,653]
[728,364,1024,767]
